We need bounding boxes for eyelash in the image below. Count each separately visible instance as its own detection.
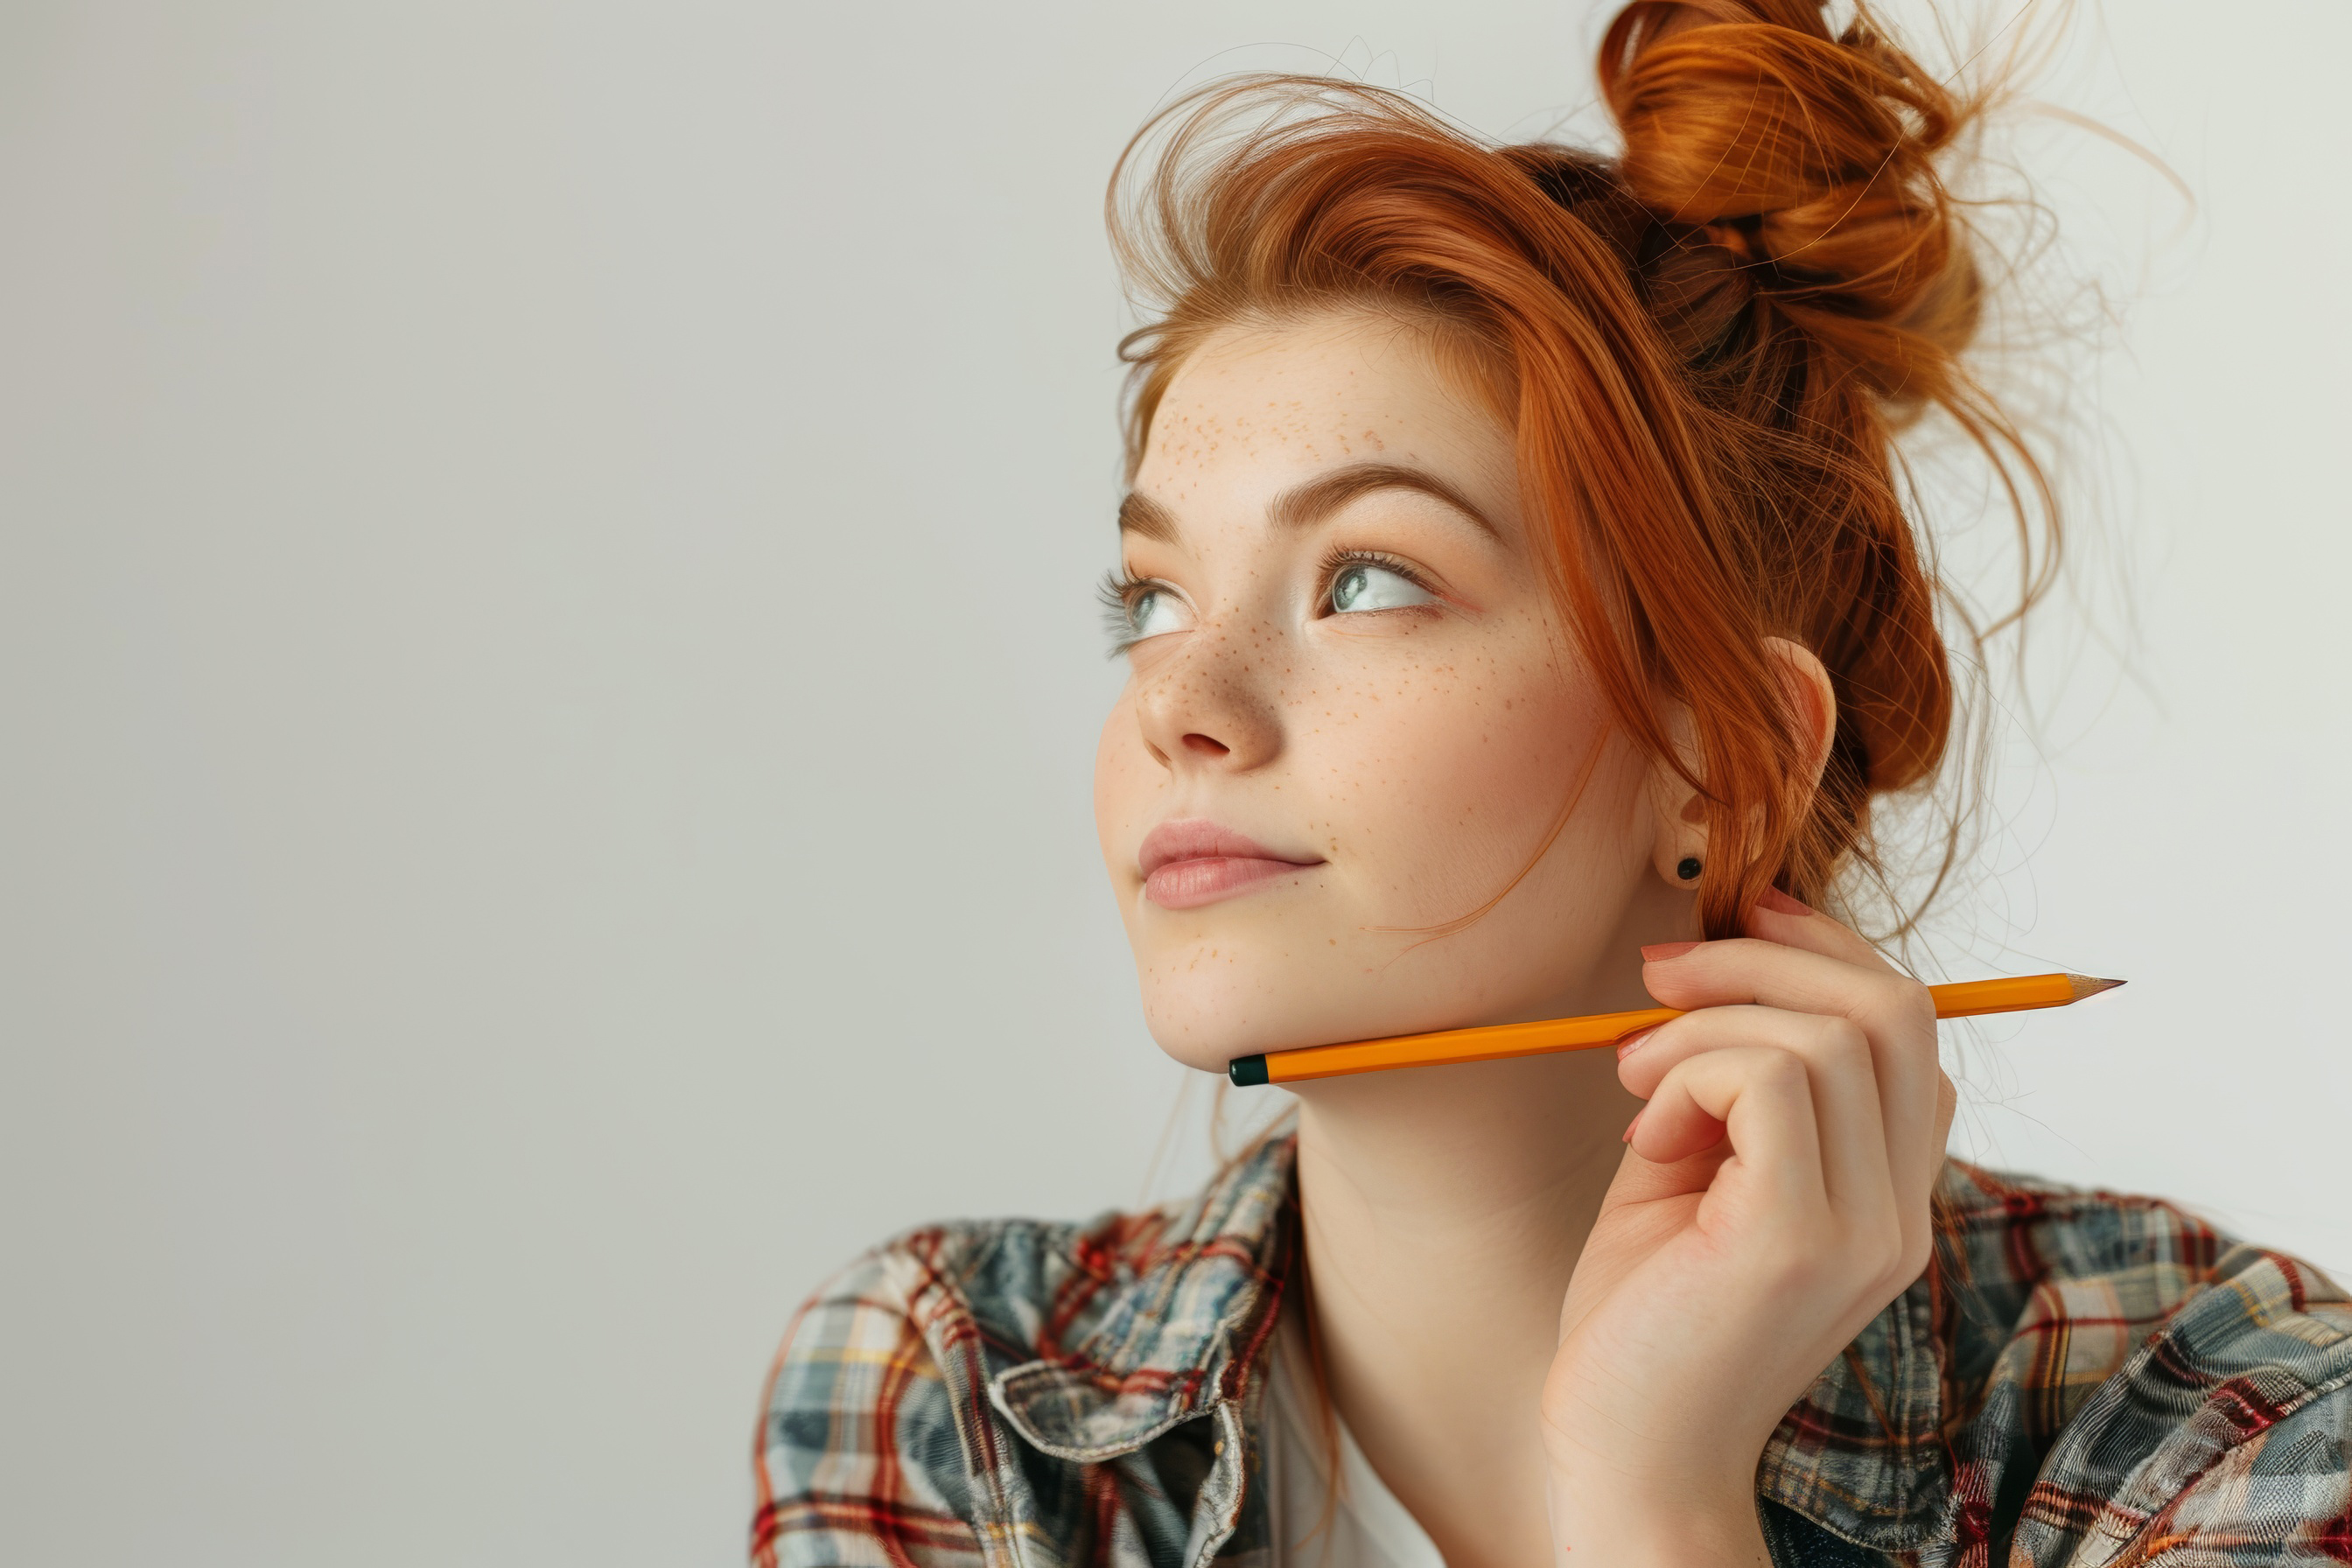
[1317,546,1437,606]
[1096,568,1157,659]
[1095,549,1440,658]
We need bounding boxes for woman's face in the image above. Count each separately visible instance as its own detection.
[1092,311,1688,1074]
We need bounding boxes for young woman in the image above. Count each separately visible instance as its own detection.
[752,4,2351,1564]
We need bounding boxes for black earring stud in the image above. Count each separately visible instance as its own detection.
[1676,856,1702,881]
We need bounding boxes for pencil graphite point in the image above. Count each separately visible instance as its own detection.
[2065,974,2126,1002]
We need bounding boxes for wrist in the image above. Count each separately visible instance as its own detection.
[1546,1474,1769,1567]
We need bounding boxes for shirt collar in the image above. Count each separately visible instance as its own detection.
[989,1131,1298,1460]
[987,1130,1953,1552]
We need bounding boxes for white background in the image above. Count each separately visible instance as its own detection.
[2,3,2345,1564]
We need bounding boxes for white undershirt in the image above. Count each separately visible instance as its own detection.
[1259,1301,1448,1568]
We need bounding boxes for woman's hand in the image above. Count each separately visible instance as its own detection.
[1538,891,1956,1566]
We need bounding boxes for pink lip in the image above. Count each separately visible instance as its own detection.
[1138,819,1325,910]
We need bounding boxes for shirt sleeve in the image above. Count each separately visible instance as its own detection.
[2113,1386,2352,1564]
[2024,1245,2352,1567]
[752,1248,990,1568]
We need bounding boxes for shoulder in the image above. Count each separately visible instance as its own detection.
[1933,1159,2352,1564]
[749,1211,1138,1566]
[1935,1158,2258,1293]
[752,1142,1298,1568]
[1931,1158,2352,1398]
[750,1224,994,1566]
[1934,1159,2258,1377]
[761,1191,1211,1394]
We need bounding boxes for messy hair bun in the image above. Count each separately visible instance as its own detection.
[1108,0,2054,935]
[1606,0,1978,378]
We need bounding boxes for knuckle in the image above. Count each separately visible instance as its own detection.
[1849,1225,1905,1286]
[1750,1046,1810,1095]
[1814,1016,1872,1065]
[1645,1058,1696,1109]
[1880,976,1938,1036]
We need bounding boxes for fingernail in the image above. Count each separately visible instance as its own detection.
[1641,941,1700,962]
[1755,886,1813,917]
[1621,1108,1645,1143]
[1617,1026,1659,1060]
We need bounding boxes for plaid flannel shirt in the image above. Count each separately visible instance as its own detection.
[753,1133,2352,1567]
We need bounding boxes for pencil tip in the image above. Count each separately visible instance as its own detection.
[2067,974,2126,1001]
[1228,1054,1270,1088]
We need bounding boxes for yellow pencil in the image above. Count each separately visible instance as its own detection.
[1226,972,2124,1087]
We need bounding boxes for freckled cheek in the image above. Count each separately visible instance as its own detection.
[1307,665,1594,855]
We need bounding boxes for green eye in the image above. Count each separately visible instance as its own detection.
[1097,570,1194,656]
[1129,587,1189,638]
[1329,563,1436,613]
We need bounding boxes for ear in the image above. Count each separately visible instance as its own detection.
[1644,638,1838,891]
[1760,635,1838,794]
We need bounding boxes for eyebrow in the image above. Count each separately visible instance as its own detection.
[1116,462,1502,545]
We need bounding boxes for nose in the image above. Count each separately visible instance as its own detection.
[1130,621,1284,775]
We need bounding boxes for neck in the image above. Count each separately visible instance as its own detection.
[1289,1044,1641,1568]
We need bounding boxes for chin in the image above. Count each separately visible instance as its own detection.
[1135,956,1474,1076]
[1138,970,1348,1075]
[1132,922,1608,1076]
[1139,998,1281,1077]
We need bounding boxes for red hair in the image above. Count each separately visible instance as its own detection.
[1106,0,2054,937]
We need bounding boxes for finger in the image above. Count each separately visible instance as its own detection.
[1640,937,1942,1206]
[1641,936,1920,1023]
[1631,1045,1830,1232]
[1932,1071,1958,1167]
[1736,888,1898,973]
[1620,1006,1897,1228]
